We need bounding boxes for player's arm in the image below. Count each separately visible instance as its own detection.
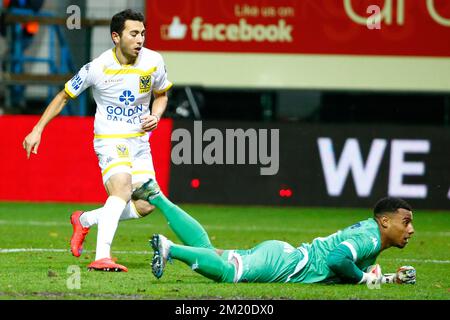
[23,61,94,158]
[327,243,382,285]
[326,243,365,284]
[382,266,416,284]
[141,91,169,132]
[142,54,172,132]
[327,243,416,285]
[22,89,71,159]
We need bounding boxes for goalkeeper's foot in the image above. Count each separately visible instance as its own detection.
[70,210,90,257]
[150,234,173,279]
[131,178,161,202]
[87,257,128,272]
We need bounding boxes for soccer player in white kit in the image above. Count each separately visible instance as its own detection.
[22,9,172,271]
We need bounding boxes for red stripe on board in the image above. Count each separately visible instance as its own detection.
[146,0,450,57]
[0,116,172,203]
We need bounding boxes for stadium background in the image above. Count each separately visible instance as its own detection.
[1,0,449,210]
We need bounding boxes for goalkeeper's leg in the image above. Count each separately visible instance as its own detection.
[153,194,214,248]
[132,179,214,249]
[169,243,235,282]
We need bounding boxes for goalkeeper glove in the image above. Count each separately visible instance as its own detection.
[359,264,382,288]
[382,266,416,284]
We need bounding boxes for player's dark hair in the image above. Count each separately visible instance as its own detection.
[110,9,145,37]
[373,197,412,216]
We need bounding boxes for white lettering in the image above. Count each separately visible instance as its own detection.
[190,17,292,43]
[203,128,223,165]
[175,304,209,317]
[191,17,202,40]
[427,0,450,27]
[66,265,81,290]
[235,4,259,17]
[66,5,81,30]
[367,5,382,29]
[171,122,279,175]
[171,129,191,165]
[388,139,430,198]
[318,138,387,197]
[344,0,405,26]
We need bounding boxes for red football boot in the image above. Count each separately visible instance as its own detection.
[87,258,128,272]
[70,210,90,257]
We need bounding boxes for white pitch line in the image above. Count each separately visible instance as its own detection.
[0,248,449,264]
[0,220,337,234]
[0,248,151,255]
[0,248,68,253]
[386,258,450,264]
[0,219,449,236]
[0,220,67,227]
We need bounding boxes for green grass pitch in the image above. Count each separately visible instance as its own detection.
[0,202,448,300]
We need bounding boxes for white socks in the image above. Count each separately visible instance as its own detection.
[79,207,103,228]
[79,200,141,228]
[95,196,127,260]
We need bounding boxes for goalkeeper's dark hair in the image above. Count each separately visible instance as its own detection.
[373,197,412,217]
[110,9,145,37]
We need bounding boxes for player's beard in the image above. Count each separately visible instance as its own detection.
[125,48,138,62]
[118,43,139,64]
[128,46,140,59]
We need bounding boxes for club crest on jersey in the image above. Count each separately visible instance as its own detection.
[116,144,129,158]
[139,75,151,93]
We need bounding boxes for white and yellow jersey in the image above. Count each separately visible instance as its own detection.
[64,47,172,138]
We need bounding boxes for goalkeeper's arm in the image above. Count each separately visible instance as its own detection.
[326,245,396,285]
[327,245,416,285]
[326,244,366,284]
[382,266,416,284]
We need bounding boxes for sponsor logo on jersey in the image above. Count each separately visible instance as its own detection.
[119,90,135,106]
[350,222,361,229]
[116,144,130,158]
[106,105,143,117]
[191,259,199,271]
[139,75,151,93]
[104,78,124,84]
[70,73,83,91]
[106,104,144,124]
[371,236,378,249]
[283,243,294,253]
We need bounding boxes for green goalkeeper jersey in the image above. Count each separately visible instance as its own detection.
[290,218,382,283]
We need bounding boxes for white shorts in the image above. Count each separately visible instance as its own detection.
[93,134,156,185]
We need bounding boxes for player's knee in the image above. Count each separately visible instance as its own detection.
[122,189,133,201]
[133,199,155,217]
[109,189,132,202]
[115,189,132,202]
[106,174,133,201]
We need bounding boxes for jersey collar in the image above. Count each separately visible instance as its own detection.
[112,47,140,67]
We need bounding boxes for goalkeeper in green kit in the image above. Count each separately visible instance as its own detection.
[132,179,417,286]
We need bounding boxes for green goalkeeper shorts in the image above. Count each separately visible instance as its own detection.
[221,240,308,283]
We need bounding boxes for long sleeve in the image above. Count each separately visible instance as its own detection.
[326,243,364,283]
